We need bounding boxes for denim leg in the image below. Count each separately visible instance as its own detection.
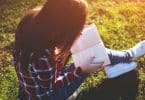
[106,48,133,65]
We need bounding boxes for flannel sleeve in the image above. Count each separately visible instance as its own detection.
[32,56,85,90]
[54,66,85,88]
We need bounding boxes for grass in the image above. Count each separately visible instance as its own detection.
[0,0,145,100]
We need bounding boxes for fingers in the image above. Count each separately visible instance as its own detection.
[89,57,104,70]
[90,62,104,71]
[90,56,105,65]
[90,62,104,67]
[81,57,105,74]
[89,56,104,65]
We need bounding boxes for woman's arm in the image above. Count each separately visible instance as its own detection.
[31,53,85,90]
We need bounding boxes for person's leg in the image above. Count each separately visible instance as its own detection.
[76,77,120,100]
[79,70,138,100]
[105,62,137,78]
[120,70,139,100]
[105,40,145,79]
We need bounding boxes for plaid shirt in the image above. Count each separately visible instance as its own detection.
[13,48,84,100]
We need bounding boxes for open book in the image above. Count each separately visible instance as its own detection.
[71,23,110,67]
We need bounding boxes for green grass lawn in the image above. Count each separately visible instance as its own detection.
[0,0,145,100]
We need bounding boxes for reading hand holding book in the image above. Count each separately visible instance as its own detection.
[80,57,104,74]
[71,23,145,78]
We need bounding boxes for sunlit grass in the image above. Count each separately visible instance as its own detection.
[0,0,145,100]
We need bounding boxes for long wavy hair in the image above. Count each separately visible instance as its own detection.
[15,0,88,66]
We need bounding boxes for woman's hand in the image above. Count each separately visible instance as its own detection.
[80,57,104,74]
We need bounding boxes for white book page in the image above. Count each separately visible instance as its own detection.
[71,23,110,67]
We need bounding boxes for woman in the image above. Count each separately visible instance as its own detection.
[13,0,145,99]
[14,0,104,99]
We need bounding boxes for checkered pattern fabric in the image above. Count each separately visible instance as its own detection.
[13,48,83,100]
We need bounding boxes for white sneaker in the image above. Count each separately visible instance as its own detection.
[129,40,145,58]
[104,62,137,78]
